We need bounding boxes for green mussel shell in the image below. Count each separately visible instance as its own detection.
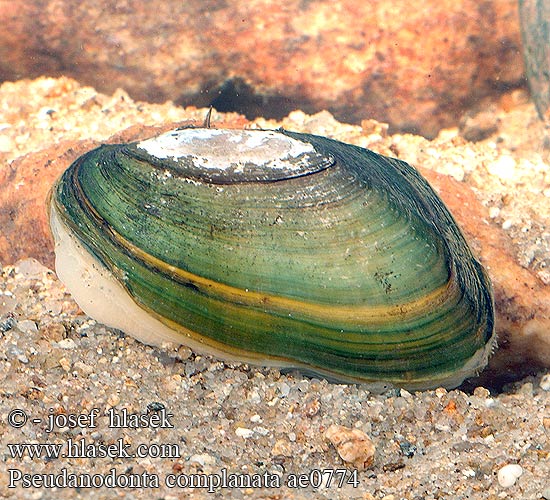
[49,128,495,390]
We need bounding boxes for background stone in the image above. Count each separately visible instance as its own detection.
[0,0,523,137]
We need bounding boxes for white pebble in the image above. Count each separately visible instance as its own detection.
[17,354,29,364]
[15,258,49,278]
[487,155,517,180]
[16,319,38,334]
[540,374,550,391]
[488,206,500,219]
[57,338,77,349]
[246,390,261,404]
[279,382,290,397]
[434,387,447,398]
[497,464,522,488]
[399,388,413,399]
[189,453,215,466]
[0,134,13,153]
[73,361,94,375]
[462,468,475,477]
[253,426,270,436]
[235,427,254,439]
[502,219,513,230]
[484,398,496,408]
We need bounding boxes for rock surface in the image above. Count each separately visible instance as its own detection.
[0,0,523,137]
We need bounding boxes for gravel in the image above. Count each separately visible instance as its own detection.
[0,258,549,499]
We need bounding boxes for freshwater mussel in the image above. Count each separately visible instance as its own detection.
[49,127,495,390]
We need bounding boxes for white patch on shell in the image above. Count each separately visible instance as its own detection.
[137,128,317,172]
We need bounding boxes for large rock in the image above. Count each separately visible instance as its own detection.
[0,0,523,137]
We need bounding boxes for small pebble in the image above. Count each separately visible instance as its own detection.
[540,373,550,391]
[235,427,254,439]
[57,338,77,349]
[147,402,165,412]
[6,344,29,364]
[184,361,197,377]
[271,439,292,457]
[325,424,375,470]
[484,398,496,408]
[399,440,417,458]
[189,453,215,466]
[502,219,513,230]
[541,486,550,500]
[518,382,533,396]
[15,258,49,278]
[252,426,269,436]
[41,323,65,342]
[246,389,261,404]
[6,344,24,358]
[279,382,290,397]
[434,387,447,398]
[497,463,522,488]
[177,345,192,360]
[0,134,13,152]
[473,386,490,398]
[107,394,120,407]
[58,357,72,372]
[303,396,321,417]
[16,319,38,334]
[17,353,29,364]
[488,206,500,219]
[486,155,517,180]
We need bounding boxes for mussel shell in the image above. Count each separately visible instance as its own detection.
[49,128,495,390]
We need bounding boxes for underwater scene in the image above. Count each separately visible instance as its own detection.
[0,1,549,499]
